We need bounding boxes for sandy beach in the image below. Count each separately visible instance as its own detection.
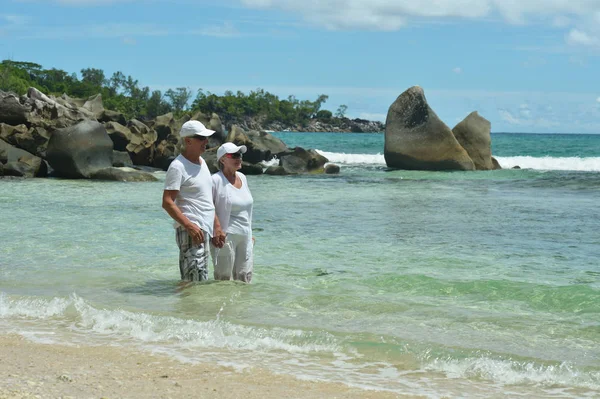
[0,334,410,399]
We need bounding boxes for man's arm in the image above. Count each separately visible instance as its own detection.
[162,190,204,244]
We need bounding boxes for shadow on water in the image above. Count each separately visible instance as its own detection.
[117,279,221,297]
[117,279,182,297]
[117,278,249,298]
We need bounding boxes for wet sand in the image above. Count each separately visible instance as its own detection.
[0,334,412,399]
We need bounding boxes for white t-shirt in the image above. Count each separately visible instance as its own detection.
[164,154,215,237]
[226,181,253,235]
[212,171,253,237]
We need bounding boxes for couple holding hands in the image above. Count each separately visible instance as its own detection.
[162,120,254,284]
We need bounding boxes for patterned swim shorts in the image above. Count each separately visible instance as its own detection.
[175,226,209,282]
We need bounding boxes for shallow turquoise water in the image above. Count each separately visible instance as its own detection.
[1,133,599,397]
[274,132,600,158]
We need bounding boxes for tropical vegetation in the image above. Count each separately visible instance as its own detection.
[0,60,350,127]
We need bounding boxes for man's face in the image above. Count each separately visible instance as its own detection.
[187,135,209,153]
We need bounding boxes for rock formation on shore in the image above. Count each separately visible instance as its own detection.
[0,88,336,179]
[384,86,501,171]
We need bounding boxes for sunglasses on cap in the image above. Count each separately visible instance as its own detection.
[225,152,242,159]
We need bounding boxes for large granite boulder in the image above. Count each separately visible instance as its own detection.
[190,111,225,144]
[452,111,495,170]
[82,94,104,119]
[0,91,31,125]
[125,119,157,166]
[491,157,502,170]
[90,167,158,182]
[384,86,475,171]
[112,150,133,167]
[46,120,113,178]
[154,112,180,141]
[264,165,288,176]
[57,93,86,108]
[152,113,186,170]
[226,125,288,164]
[240,162,264,175]
[104,121,132,151]
[25,88,94,130]
[98,109,127,125]
[153,138,178,170]
[209,113,225,141]
[0,123,50,158]
[0,139,47,177]
[278,147,328,175]
[202,148,219,173]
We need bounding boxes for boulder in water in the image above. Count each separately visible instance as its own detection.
[0,139,47,177]
[90,166,158,182]
[384,86,475,171]
[46,120,113,178]
[279,147,328,174]
[452,111,495,170]
[325,164,340,174]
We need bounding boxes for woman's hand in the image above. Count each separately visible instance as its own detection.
[212,228,226,248]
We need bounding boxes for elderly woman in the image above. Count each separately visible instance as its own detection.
[211,142,254,282]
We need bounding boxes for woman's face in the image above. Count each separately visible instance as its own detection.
[221,152,243,171]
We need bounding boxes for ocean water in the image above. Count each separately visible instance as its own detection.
[1,132,599,398]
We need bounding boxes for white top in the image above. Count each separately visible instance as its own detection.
[212,171,253,237]
[164,154,215,236]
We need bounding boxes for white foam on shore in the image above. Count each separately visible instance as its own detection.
[316,150,385,165]
[2,293,600,396]
[316,150,600,172]
[426,356,600,391]
[0,293,340,354]
[260,157,280,168]
[494,156,600,171]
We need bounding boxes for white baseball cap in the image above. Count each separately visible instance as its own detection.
[217,142,247,161]
[179,120,215,138]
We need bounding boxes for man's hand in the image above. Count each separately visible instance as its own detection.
[185,223,205,245]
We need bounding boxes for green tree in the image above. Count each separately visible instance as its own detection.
[0,60,45,94]
[165,87,192,114]
[80,68,105,87]
[146,90,172,118]
[108,71,126,95]
[312,94,329,116]
[335,104,348,118]
[316,110,332,119]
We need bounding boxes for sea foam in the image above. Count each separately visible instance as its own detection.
[317,150,600,172]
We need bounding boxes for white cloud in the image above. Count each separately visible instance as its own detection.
[240,0,600,31]
[566,29,600,47]
[452,67,462,74]
[596,97,600,103]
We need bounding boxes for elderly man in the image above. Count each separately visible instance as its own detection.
[162,120,215,282]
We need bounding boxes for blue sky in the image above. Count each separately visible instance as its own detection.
[1,0,600,133]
